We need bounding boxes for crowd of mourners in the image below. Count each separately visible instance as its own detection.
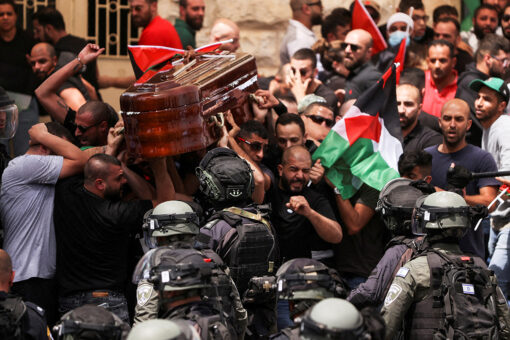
[1,0,510,338]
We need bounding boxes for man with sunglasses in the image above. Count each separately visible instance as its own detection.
[235,120,275,190]
[301,102,335,146]
[342,29,382,102]
[280,0,323,65]
[455,33,510,146]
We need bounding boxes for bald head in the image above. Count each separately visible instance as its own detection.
[0,249,13,289]
[345,29,373,49]
[31,42,56,58]
[210,18,240,52]
[343,29,373,70]
[441,98,470,119]
[439,98,472,149]
[28,42,57,80]
[281,145,311,165]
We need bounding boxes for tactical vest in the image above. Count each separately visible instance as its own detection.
[406,250,500,339]
[197,205,278,294]
[0,293,26,340]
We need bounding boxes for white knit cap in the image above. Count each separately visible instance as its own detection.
[386,12,414,31]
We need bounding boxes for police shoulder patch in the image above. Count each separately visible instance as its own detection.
[136,283,153,307]
[396,267,409,278]
[384,283,403,307]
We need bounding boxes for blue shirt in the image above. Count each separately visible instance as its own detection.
[425,144,499,258]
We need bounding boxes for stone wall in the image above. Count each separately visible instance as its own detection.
[158,0,461,76]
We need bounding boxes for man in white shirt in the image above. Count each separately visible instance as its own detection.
[279,0,323,65]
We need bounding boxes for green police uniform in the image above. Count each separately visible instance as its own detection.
[381,243,510,340]
[134,280,159,325]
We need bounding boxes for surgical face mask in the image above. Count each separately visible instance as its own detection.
[388,30,410,48]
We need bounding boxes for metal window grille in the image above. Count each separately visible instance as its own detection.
[86,0,140,57]
[14,0,55,32]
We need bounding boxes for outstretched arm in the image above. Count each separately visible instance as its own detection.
[35,44,104,123]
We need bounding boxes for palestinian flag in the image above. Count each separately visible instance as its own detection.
[351,0,387,55]
[312,64,403,199]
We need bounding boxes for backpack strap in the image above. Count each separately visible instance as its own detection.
[223,207,272,233]
[425,251,446,309]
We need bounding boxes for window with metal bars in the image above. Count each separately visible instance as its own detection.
[86,0,140,57]
[13,0,55,33]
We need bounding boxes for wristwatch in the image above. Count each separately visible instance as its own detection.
[333,187,341,195]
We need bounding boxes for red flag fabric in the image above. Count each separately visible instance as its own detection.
[351,0,387,55]
[394,37,406,84]
[127,39,234,81]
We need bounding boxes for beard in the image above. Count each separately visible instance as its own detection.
[104,185,122,201]
[343,57,363,71]
[186,16,203,31]
[280,175,306,194]
[473,23,493,40]
[311,13,322,26]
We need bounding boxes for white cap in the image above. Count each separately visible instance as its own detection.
[386,12,414,31]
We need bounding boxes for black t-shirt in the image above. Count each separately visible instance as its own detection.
[334,184,390,278]
[54,176,152,296]
[269,185,337,262]
[0,29,36,94]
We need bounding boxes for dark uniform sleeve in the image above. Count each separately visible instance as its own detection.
[23,302,49,340]
[348,244,409,308]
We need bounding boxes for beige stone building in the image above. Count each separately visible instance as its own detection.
[29,0,460,110]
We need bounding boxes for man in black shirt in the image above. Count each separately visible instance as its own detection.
[54,153,174,322]
[269,145,342,263]
[32,7,133,96]
[397,83,442,153]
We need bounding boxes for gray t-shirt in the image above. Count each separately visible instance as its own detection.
[0,155,63,282]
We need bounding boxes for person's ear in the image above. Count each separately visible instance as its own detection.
[498,100,507,113]
[467,118,472,131]
[95,178,105,191]
[424,175,432,184]
[277,164,283,177]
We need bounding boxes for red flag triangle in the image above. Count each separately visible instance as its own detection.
[351,0,387,55]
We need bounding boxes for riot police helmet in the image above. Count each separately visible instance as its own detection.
[300,298,368,340]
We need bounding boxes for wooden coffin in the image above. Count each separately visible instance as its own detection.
[120,53,258,158]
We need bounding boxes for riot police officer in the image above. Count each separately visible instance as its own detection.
[127,319,200,340]
[347,178,426,308]
[52,304,130,339]
[381,191,510,339]
[0,249,47,340]
[270,258,348,339]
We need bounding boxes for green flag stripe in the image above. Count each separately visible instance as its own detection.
[314,133,400,198]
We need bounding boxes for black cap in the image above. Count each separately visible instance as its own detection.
[0,87,14,107]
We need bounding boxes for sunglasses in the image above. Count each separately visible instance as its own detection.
[76,121,101,133]
[307,1,322,7]
[237,136,268,152]
[503,15,510,22]
[291,67,309,77]
[340,42,361,52]
[305,114,334,127]
[491,55,510,67]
